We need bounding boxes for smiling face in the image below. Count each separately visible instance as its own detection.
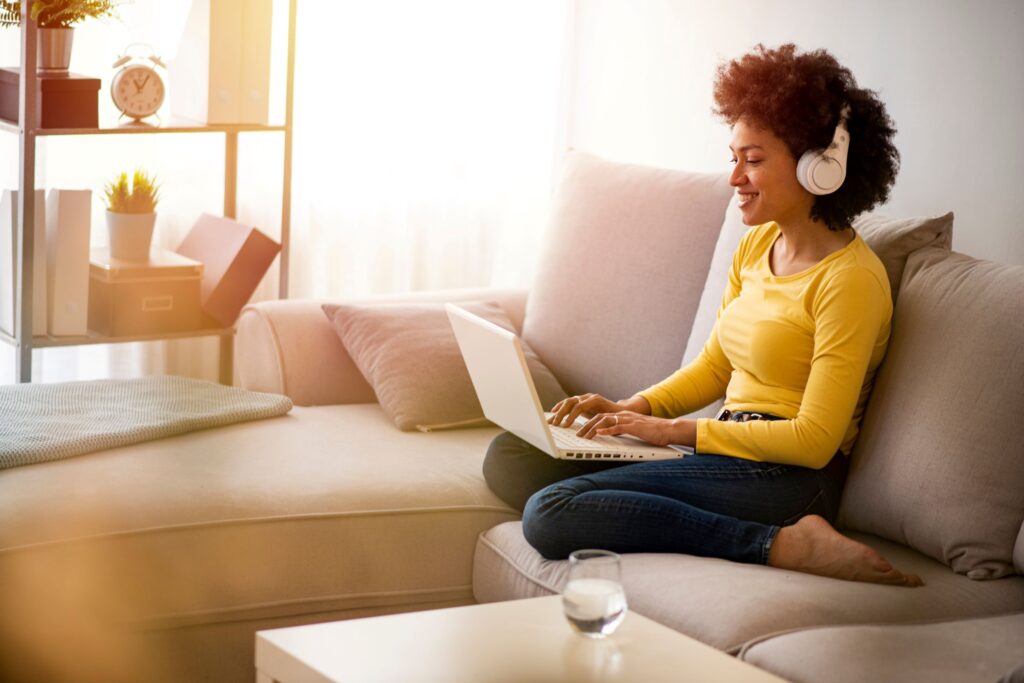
[729,118,814,227]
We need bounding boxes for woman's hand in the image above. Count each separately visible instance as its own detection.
[577,413,697,447]
[547,393,649,428]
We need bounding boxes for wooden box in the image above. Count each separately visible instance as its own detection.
[0,68,100,129]
[88,248,203,337]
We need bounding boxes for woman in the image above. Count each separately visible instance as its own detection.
[482,44,923,587]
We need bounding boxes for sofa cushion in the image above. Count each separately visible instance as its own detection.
[322,301,565,431]
[473,521,1024,653]
[840,248,1024,579]
[740,612,1024,683]
[678,208,953,421]
[677,201,746,419]
[851,211,953,298]
[521,150,732,400]
[0,404,516,681]
[236,287,529,408]
[1016,522,1024,574]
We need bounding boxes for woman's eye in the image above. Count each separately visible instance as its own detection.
[729,158,737,164]
[747,159,762,166]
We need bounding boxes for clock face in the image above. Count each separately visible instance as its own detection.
[111,64,165,120]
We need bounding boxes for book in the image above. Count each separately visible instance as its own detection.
[0,189,47,337]
[45,189,92,336]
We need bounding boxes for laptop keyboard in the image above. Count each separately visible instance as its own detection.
[550,424,617,450]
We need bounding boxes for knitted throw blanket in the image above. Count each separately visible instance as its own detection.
[0,376,293,470]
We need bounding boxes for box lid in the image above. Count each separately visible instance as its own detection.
[0,67,102,91]
[90,248,203,283]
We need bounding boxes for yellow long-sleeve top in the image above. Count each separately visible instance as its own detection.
[638,222,892,469]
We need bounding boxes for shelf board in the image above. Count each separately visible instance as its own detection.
[0,116,287,136]
[23,327,235,349]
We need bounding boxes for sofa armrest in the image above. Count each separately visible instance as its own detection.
[235,287,529,406]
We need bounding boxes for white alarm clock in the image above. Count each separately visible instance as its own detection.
[110,44,166,122]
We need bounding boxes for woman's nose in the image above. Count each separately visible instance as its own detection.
[729,163,746,186]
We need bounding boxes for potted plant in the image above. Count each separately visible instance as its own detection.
[0,1,117,72]
[104,169,160,261]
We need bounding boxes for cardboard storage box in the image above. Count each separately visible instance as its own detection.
[88,248,203,336]
[0,69,100,129]
[175,213,280,327]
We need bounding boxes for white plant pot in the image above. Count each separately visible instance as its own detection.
[107,211,156,261]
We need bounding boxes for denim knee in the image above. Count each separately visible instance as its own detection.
[522,482,578,560]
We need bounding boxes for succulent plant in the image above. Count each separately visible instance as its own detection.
[104,169,160,214]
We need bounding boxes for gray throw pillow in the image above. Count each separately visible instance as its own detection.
[840,247,1024,579]
[852,211,953,299]
[323,301,566,432]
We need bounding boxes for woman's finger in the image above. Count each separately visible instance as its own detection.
[581,411,616,437]
[580,412,625,439]
[550,395,579,425]
[549,398,573,423]
[563,398,588,427]
[552,395,582,426]
[596,413,633,437]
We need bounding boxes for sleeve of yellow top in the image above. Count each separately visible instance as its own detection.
[695,266,890,469]
[639,320,734,418]
[637,239,744,419]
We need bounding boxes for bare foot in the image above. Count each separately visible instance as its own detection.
[768,515,924,587]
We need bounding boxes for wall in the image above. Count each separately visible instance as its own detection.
[568,0,1024,264]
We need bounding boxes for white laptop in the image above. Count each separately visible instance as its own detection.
[446,304,690,462]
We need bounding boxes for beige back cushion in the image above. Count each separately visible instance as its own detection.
[679,208,954,419]
[840,248,1024,579]
[521,150,732,400]
[851,211,954,298]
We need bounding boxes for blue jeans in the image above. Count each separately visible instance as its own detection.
[482,431,848,563]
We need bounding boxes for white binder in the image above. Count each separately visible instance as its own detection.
[45,189,92,337]
[0,189,47,337]
[169,0,272,124]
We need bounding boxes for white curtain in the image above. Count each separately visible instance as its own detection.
[288,0,572,298]
[0,0,574,383]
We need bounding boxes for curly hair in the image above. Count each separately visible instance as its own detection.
[712,43,899,231]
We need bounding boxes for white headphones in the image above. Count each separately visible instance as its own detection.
[796,105,851,195]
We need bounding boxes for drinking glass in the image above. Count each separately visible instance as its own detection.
[562,549,627,638]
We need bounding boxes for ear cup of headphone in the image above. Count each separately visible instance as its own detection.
[797,150,846,195]
[798,105,851,195]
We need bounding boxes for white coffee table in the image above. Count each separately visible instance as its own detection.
[255,596,788,682]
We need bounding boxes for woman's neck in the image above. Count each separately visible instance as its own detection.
[774,216,853,262]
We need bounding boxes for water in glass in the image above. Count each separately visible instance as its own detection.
[562,549,627,638]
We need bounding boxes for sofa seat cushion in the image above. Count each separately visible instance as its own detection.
[739,611,1024,683]
[473,521,1024,653]
[0,404,514,645]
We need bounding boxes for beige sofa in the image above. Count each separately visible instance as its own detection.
[1,151,1021,683]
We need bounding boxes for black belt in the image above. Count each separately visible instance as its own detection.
[716,408,784,422]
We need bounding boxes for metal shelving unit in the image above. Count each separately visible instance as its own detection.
[3,0,298,384]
